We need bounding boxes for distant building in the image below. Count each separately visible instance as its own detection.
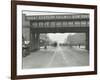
[65,33,87,49]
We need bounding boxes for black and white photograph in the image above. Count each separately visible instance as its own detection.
[22,11,89,69]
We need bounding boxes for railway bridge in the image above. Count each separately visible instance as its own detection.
[22,13,89,51]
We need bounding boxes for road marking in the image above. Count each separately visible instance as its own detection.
[60,51,68,64]
[46,49,57,67]
[58,47,68,64]
[46,46,68,67]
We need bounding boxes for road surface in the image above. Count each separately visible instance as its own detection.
[22,46,89,69]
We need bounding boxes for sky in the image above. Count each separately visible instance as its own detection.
[47,33,75,43]
[23,11,76,16]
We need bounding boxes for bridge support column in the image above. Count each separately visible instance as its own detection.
[30,31,40,51]
[30,31,35,51]
[85,32,89,50]
[35,33,40,50]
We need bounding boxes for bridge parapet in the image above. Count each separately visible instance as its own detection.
[23,14,89,28]
[26,14,89,21]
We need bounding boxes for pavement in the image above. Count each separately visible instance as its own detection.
[22,46,89,69]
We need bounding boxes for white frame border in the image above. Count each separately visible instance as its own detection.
[17,5,94,75]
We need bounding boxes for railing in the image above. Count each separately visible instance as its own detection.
[31,21,89,28]
[23,14,89,28]
[26,14,89,21]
